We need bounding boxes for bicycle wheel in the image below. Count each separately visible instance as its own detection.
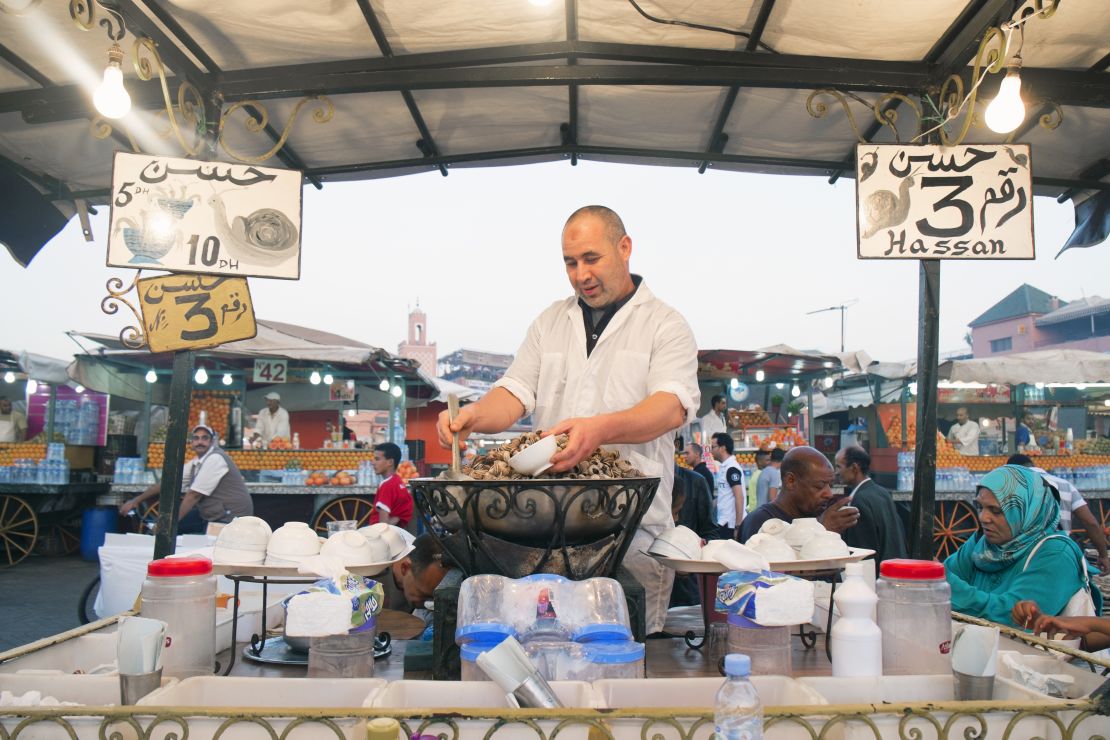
[78,575,101,624]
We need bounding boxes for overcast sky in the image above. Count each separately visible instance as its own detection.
[4,160,1108,366]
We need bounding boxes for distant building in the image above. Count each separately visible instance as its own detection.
[968,284,1110,356]
[397,304,437,372]
[438,349,514,392]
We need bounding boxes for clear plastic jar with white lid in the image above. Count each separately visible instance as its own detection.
[876,559,951,675]
[140,556,216,678]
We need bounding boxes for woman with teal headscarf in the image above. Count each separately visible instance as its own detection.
[945,464,1100,627]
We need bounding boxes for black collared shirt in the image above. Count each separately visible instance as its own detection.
[578,275,642,356]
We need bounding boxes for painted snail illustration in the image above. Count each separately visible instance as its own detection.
[862,167,920,239]
[207,192,298,265]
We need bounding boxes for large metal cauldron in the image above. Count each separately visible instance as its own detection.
[409,476,658,579]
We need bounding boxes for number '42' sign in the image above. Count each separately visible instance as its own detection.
[137,274,257,353]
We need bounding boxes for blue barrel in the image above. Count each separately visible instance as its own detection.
[80,507,119,561]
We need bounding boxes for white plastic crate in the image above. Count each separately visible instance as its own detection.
[0,633,118,675]
[139,677,384,740]
[593,676,828,740]
[368,680,597,740]
[0,674,175,740]
[798,675,1064,740]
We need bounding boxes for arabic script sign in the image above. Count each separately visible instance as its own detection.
[107,152,302,279]
[856,144,1033,260]
[137,274,257,353]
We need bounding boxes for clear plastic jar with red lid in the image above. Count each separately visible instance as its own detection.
[877,558,951,675]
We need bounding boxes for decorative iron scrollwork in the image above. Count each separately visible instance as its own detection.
[132,36,206,157]
[101,272,147,349]
[805,90,923,144]
[218,95,335,164]
[69,0,125,41]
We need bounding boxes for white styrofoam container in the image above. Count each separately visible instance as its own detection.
[593,676,828,740]
[0,633,118,675]
[798,675,1063,740]
[368,680,597,740]
[138,677,384,740]
[0,674,175,740]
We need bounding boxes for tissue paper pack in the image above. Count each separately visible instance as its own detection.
[287,575,384,635]
[716,571,815,626]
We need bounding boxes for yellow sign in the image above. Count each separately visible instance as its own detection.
[137,274,256,353]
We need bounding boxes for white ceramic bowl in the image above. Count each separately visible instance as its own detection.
[267,521,322,559]
[758,518,790,538]
[799,531,850,559]
[784,518,825,550]
[360,523,408,559]
[746,533,797,562]
[650,526,702,560]
[213,545,266,565]
[215,516,272,551]
[647,538,692,560]
[320,530,379,566]
[508,435,558,476]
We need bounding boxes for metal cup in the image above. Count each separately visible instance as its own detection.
[953,670,995,701]
[119,669,162,705]
[510,672,563,709]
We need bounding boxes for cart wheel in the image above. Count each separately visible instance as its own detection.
[934,500,978,561]
[0,494,38,567]
[78,576,101,624]
[312,496,375,535]
[34,520,81,557]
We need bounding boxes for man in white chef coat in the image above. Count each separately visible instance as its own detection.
[946,406,980,456]
[437,205,700,635]
[257,391,290,445]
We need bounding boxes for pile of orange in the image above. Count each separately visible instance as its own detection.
[751,427,806,450]
[728,408,772,428]
[397,460,419,481]
[0,443,46,465]
[147,444,374,471]
[189,391,233,440]
[305,470,356,486]
[267,436,293,450]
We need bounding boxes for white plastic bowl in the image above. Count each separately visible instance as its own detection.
[360,523,408,559]
[746,533,797,562]
[508,435,558,476]
[758,518,790,538]
[216,516,272,550]
[784,518,824,550]
[800,531,849,559]
[650,526,702,560]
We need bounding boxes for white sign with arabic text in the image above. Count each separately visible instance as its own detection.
[856,143,1033,260]
[107,152,302,279]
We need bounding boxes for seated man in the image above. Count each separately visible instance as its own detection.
[739,446,859,542]
[120,424,252,534]
[945,465,1101,627]
[834,445,908,565]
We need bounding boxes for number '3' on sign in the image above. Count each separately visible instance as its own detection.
[137,274,258,353]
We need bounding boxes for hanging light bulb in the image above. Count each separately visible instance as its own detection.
[379,379,390,392]
[93,43,131,119]
[391,384,403,398]
[755,370,765,383]
[3,371,14,383]
[310,371,321,385]
[323,373,334,385]
[909,382,918,396]
[222,373,233,386]
[791,384,801,398]
[145,369,157,384]
[26,379,38,395]
[775,382,784,390]
[1104,399,1110,408]
[1034,382,1045,389]
[346,379,355,391]
[194,367,208,384]
[74,385,85,394]
[347,408,357,418]
[984,65,1025,134]
[823,376,834,389]
[730,378,739,389]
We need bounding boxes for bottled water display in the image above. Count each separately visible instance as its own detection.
[714,653,763,740]
[357,460,382,487]
[114,457,147,484]
[897,451,915,492]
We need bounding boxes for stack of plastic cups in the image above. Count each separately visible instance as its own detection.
[725,613,790,675]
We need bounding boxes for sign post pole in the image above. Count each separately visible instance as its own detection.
[910,260,940,560]
[154,350,195,559]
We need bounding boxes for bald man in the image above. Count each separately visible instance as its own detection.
[739,446,860,542]
[436,205,700,635]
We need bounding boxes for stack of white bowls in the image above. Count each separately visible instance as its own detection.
[265,522,323,566]
[212,516,272,564]
[321,530,382,566]
[647,525,703,560]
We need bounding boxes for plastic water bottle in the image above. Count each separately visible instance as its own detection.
[831,562,882,677]
[714,653,762,740]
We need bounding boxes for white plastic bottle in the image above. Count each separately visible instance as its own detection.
[831,561,882,677]
[714,653,762,740]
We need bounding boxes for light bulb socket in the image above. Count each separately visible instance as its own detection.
[107,42,124,67]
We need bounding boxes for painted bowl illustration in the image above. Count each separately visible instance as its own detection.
[122,227,175,264]
[157,197,195,219]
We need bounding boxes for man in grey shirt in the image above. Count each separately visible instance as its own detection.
[755,447,785,507]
